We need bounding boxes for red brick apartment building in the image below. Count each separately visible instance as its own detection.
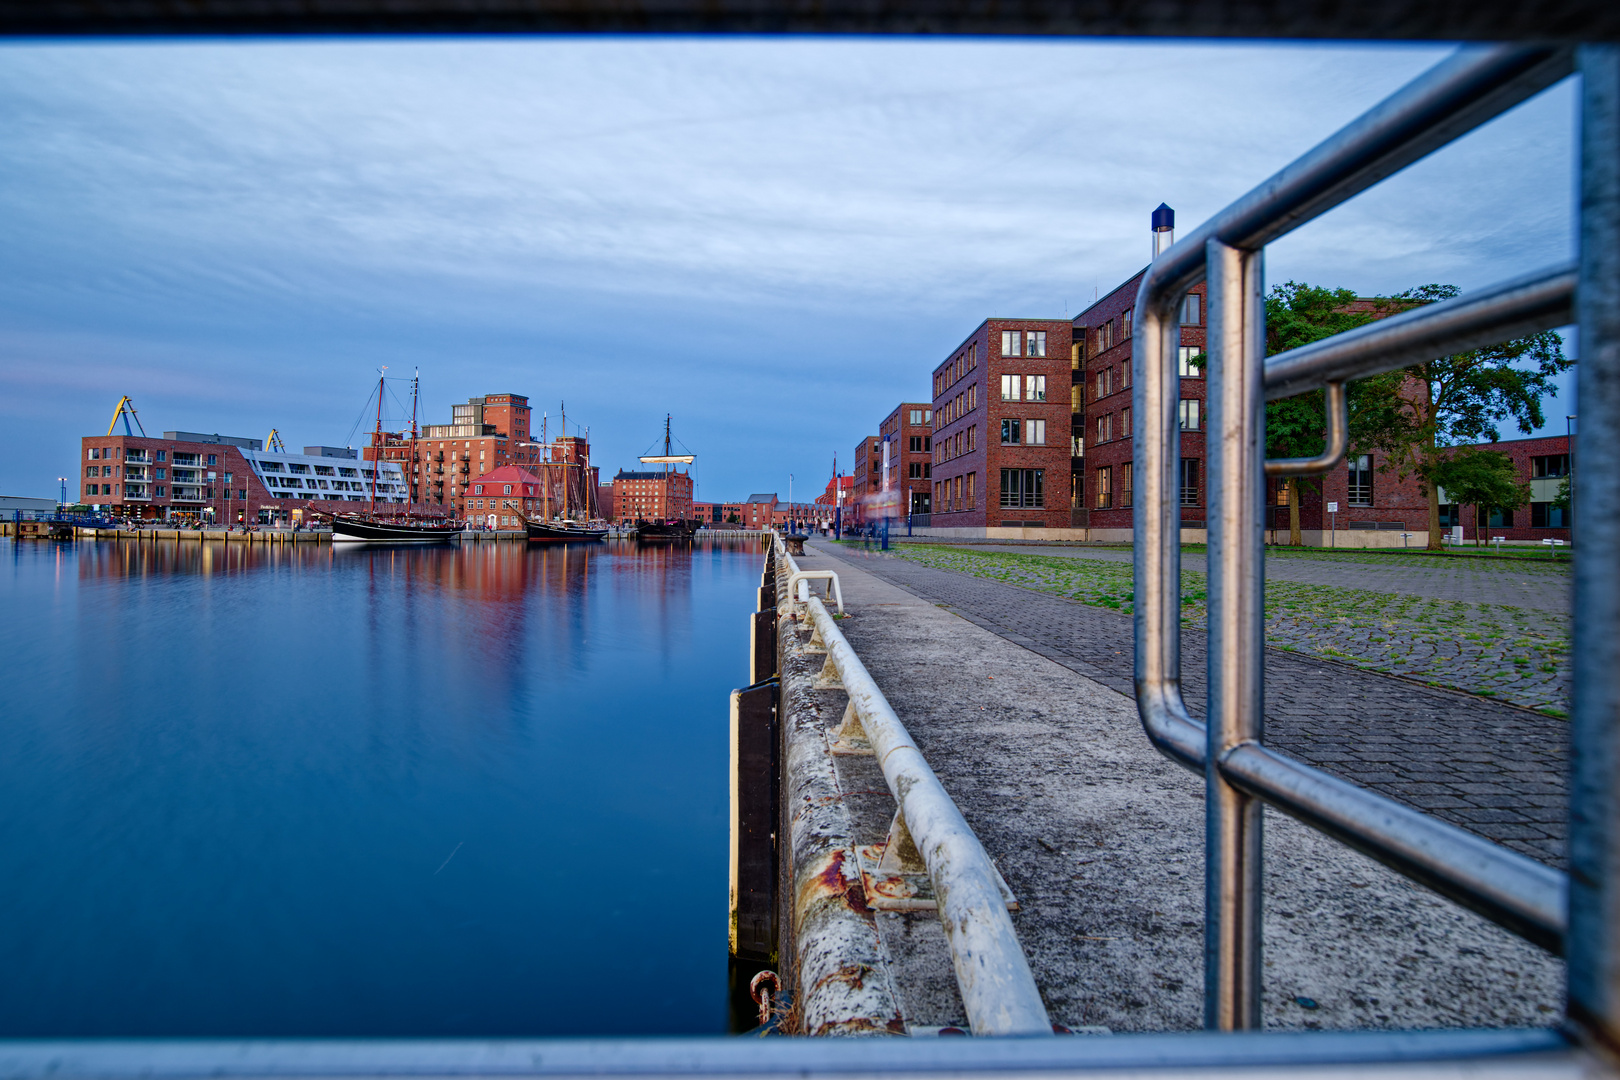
[466,464,547,528]
[79,431,417,524]
[611,468,694,523]
[742,494,779,530]
[928,319,1074,533]
[1266,434,1572,546]
[878,402,934,517]
[1077,273,1208,541]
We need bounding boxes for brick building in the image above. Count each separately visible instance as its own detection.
[612,468,694,524]
[1075,270,1209,541]
[368,392,542,514]
[929,318,1074,532]
[1269,434,1573,546]
[742,494,778,530]
[79,431,414,524]
[466,464,547,529]
[878,402,934,517]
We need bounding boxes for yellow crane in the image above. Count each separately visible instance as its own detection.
[106,396,147,437]
[266,429,287,452]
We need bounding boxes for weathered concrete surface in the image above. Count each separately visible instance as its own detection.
[794,540,1562,1033]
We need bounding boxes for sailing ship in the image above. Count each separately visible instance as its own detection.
[323,370,463,543]
[634,415,701,540]
[519,403,607,542]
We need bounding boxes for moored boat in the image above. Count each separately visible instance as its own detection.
[521,512,607,542]
[634,518,699,540]
[326,513,462,543]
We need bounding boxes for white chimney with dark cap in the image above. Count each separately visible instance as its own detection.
[1152,203,1175,258]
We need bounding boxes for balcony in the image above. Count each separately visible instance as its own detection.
[170,487,206,502]
[125,450,150,463]
[124,488,150,501]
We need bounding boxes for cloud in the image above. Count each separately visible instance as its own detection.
[0,37,1576,497]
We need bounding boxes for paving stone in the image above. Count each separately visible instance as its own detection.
[819,541,1569,869]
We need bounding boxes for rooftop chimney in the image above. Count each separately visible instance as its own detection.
[1152,203,1175,259]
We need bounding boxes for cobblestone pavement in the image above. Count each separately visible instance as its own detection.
[959,543,1571,612]
[886,544,1571,715]
[813,540,1568,867]
[791,544,1562,1032]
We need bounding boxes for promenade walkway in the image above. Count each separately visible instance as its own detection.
[789,540,1561,1033]
[820,541,1567,866]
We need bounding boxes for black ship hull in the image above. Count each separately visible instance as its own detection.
[525,521,608,542]
[635,519,699,540]
[329,515,462,543]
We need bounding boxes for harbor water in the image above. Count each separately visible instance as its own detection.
[0,536,761,1037]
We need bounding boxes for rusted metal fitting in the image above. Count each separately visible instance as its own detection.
[750,970,782,1028]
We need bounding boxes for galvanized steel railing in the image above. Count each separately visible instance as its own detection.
[773,536,1051,1036]
[1132,42,1603,1037]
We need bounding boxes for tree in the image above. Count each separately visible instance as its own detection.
[1427,448,1530,546]
[1262,283,1397,545]
[1353,284,1570,550]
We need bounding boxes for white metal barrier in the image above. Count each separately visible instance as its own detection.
[774,536,1050,1036]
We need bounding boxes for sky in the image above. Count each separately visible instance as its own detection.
[0,36,1580,503]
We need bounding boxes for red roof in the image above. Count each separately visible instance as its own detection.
[470,464,544,496]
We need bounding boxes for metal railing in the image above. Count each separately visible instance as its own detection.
[1131,42,1598,1037]
[773,535,1050,1036]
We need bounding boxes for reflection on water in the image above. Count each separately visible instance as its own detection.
[0,537,762,1037]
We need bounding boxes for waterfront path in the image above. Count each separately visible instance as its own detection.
[788,540,1561,1032]
[954,544,1571,613]
[813,541,1567,867]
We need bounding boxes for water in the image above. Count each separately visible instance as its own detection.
[0,536,762,1038]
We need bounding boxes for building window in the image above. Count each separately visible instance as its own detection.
[1026,330,1047,357]
[1025,375,1046,402]
[1001,419,1021,444]
[1183,293,1201,325]
[1274,479,1290,506]
[968,386,976,411]
[934,480,942,508]
[1532,454,1570,477]
[1123,363,1132,389]
[1096,466,1113,509]
[1101,321,1113,351]
[1532,502,1569,528]
[1025,419,1046,445]
[1001,374,1019,401]
[966,472,976,508]
[1096,368,1111,401]
[1122,309,1133,338]
[1096,414,1110,444]
[1001,330,1022,357]
[1122,406,1132,437]
[156,486,166,497]
[207,454,218,466]
[1179,399,1202,431]
[1178,347,1204,377]
[967,425,976,451]
[156,451,166,462]
[1348,454,1374,506]
[85,466,96,478]
[1121,461,1134,508]
[909,462,927,479]
[1001,468,1044,508]
[1179,458,1200,506]
[1487,506,1515,527]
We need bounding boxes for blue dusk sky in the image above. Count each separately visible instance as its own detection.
[0,37,1578,503]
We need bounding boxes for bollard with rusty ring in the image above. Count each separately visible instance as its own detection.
[749,970,781,1028]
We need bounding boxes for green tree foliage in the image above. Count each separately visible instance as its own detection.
[1353,284,1570,550]
[1428,448,1531,545]
[1261,283,1397,545]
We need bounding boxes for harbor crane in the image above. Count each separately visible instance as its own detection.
[266,429,287,452]
[105,396,146,438]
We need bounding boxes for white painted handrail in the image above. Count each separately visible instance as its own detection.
[775,537,1050,1036]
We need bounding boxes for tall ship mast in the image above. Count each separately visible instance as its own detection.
[634,414,698,540]
[320,369,463,543]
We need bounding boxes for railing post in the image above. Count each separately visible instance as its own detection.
[1204,238,1266,1030]
[1570,43,1620,1056]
